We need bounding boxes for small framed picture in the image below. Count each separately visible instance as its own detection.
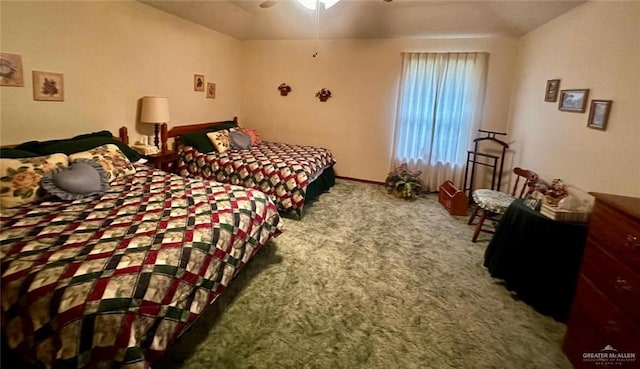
[558,89,589,112]
[0,53,24,86]
[33,71,64,101]
[194,74,204,92]
[587,100,612,131]
[544,79,560,102]
[206,82,216,99]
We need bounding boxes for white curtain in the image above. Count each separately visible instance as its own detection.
[391,52,488,191]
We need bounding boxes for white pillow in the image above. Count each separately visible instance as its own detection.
[207,130,230,153]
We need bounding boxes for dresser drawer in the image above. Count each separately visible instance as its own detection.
[581,241,640,324]
[588,202,640,270]
[564,307,610,369]
[573,274,640,351]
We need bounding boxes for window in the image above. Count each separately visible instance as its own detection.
[391,52,488,191]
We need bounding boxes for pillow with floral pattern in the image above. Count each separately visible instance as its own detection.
[0,153,69,208]
[207,130,230,153]
[68,144,135,182]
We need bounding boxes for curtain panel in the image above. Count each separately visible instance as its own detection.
[391,52,488,192]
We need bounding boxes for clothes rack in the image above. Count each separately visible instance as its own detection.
[463,130,509,201]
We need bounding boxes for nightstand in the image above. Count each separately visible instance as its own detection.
[145,150,178,172]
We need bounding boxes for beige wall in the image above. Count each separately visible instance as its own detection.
[1,1,242,145]
[9,1,633,197]
[241,37,519,181]
[508,1,640,197]
[2,2,520,185]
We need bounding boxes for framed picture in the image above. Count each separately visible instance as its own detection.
[544,79,560,102]
[206,82,216,99]
[33,71,64,101]
[558,89,589,112]
[587,100,612,131]
[0,53,24,87]
[194,74,204,92]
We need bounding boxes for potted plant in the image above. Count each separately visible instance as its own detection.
[385,163,423,199]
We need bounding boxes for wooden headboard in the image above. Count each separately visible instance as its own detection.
[161,116,238,151]
[118,127,129,145]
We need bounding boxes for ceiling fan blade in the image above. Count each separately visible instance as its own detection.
[259,0,279,8]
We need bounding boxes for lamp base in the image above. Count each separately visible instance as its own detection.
[154,123,160,149]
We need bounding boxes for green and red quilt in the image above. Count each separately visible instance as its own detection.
[177,141,335,217]
[0,166,282,369]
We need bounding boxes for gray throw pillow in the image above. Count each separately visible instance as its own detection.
[229,131,252,149]
[40,159,110,200]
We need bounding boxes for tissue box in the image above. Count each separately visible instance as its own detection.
[131,144,159,156]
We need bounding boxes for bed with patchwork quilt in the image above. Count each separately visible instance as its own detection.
[164,118,336,218]
[1,135,282,369]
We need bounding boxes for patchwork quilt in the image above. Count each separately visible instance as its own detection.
[0,166,282,369]
[177,141,336,217]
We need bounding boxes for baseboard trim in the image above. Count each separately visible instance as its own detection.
[335,176,385,186]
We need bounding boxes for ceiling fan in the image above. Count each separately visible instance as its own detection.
[259,0,392,9]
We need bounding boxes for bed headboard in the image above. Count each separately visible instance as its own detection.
[118,127,129,145]
[162,116,238,151]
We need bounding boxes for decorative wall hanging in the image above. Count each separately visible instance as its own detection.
[194,74,204,92]
[544,79,560,102]
[206,82,216,99]
[558,89,589,112]
[587,100,612,131]
[32,71,64,101]
[278,83,292,96]
[0,53,24,87]
[316,88,331,102]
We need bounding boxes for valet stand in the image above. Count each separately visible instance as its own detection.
[463,130,509,202]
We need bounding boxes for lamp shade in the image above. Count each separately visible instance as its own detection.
[140,96,170,123]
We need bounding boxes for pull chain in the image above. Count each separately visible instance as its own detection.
[313,0,319,57]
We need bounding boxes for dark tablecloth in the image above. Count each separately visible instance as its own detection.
[483,199,588,321]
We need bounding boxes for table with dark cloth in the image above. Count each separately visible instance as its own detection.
[483,198,588,321]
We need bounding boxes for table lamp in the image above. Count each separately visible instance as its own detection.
[140,96,170,150]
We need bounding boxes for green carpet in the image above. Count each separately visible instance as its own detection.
[157,179,571,369]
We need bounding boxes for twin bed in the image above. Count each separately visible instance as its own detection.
[0,119,334,369]
[161,118,336,218]
[1,166,281,369]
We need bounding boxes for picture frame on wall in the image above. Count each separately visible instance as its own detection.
[194,74,204,92]
[587,100,612,131]
[206,82,216,99]
[544,79,560,102]
[558,89,589,112]
[0,53,24,86]
[32,71,64,101]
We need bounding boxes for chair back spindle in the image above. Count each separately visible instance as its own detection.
[512,167,539,198]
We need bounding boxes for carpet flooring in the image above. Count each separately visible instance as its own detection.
[157,179,572,369]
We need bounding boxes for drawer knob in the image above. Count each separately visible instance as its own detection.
[605,319,620,333]
[614,277,633,292]
[625,234,639,250]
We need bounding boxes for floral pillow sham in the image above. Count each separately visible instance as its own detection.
[69,144,135,182]
[207,131,230,154]
[0,153,68,208]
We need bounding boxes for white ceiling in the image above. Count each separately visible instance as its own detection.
[139,0,585,40]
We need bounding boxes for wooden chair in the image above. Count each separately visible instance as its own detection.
[467,167,539,242]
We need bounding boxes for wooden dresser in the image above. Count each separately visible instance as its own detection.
[563,193,640,368]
